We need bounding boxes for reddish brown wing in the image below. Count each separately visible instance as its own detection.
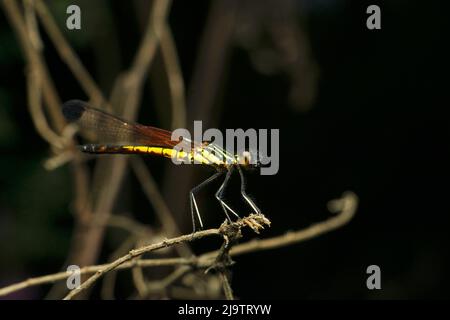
[62,100,193,149]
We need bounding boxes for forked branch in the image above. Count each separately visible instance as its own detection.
[0,192,358,299]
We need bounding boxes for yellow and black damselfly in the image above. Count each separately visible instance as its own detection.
[62,100,261,230]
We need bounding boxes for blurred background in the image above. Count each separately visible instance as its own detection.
[0,0,449,299]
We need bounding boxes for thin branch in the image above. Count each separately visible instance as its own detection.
[26,64,63,149]
[131,237,156,298]
[1,0,65,132]
[23,0,42,50]
[186,0,238,122]
[130,157,191,257]
[219,271,234,300]
[107,214,152,237]
[0,257,193,298]
[198,192,358,261]
[43,149,74,170]
[131,257,148,298]
[34,0,107,107]
[0,192,357,298]
[63,228,223,300]
[116,0,172,120]
[145,265,191,295]
[127,0,171,84]
[100,236,139,300]
[159,24,186,129]
[228,191,358,257]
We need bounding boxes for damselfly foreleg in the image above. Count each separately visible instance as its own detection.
[215,166,240,222]
[237,165,262,214]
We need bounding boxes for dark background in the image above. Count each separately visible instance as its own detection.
[1,0,449,299]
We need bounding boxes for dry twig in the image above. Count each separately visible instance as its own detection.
[0,192,357,298]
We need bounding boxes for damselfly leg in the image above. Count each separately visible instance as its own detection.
[237,165,262,214]
[215,166,240,222]
[190,170,224,232]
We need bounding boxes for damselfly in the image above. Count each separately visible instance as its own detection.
[62,100,262,230]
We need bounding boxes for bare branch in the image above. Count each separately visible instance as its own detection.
[0,192,357,298]
[130,157,191,257]
[228,191,358,257]
[1,0,65,131]
[219,271,234,300]
[159,25,186,129]
[0,257,194,298]
[145,265,191,296]
[34,0,107,107]
[26,64,63,149]
[63,227,223,300]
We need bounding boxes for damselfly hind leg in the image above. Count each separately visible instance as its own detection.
[237,165,262,214]
[189,170,224,233]
[215,167,240,222]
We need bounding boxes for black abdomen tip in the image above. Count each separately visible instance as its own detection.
[78,144,95,153]
[62,99,87,122]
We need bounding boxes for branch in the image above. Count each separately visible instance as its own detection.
[0,192,357,298]
[100,236,140,300]
[144,265,191,297]
[159,24,187,130]
[130,157,191,257]
[33,0,107,107]
[1,0,65,131]
[62,226,223,300]
[219,271,234,300]
[229,191,358,257]
[0,257,193,298]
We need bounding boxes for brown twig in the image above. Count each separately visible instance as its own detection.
[26,63,63,149]
[219,271,234,300]
[100,236,139,300]
[63,227,223,300]
[0,192,358,298]
[131,255,148,298]
[159,25,187,130]
[0,257,194,298]
[229,191,358,257]
[145,265,191,296]
[1,0,65,132]
[130,157,192,257]
[34,0,107,108]
[107,214,152,237]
